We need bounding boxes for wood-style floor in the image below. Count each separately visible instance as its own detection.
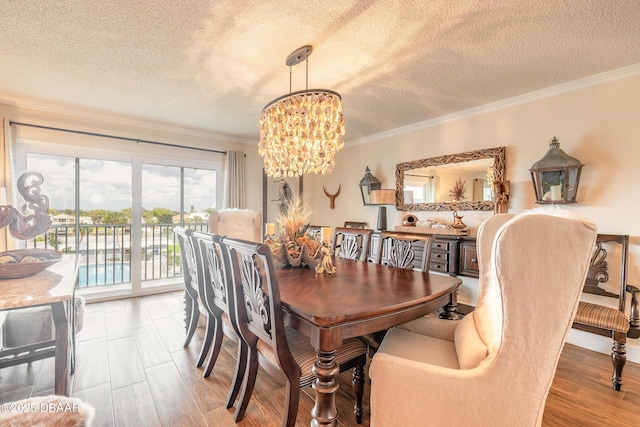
[1,290,640,426]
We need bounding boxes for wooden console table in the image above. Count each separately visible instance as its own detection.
[0,255,79,396]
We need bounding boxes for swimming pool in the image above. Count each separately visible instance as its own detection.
[78,263,131,287]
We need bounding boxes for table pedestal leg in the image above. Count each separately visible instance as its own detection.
[311,350,340,427]
[440,290,461,320]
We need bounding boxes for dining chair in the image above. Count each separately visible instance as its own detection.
[375,230,435,271]
[369,211,598,427]
[172,227,201,349]
[221,236,368,426]
[572,233,640,390]
[331,227,373,262]
[208,209,262,242]
[191,231,245,407]
[363,231,437,355]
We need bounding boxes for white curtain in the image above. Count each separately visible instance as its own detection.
[1,117,16,251]
[224,150,246,209]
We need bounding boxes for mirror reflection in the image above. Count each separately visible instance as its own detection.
[396,147,506,212]
[403,158,495,204]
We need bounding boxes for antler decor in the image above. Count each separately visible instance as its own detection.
[0,172,52,240]
[323,185,341,209]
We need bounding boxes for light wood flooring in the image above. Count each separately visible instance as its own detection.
[1,290,640,426]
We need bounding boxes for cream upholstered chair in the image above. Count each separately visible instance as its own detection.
[208,209,261,242]
[369,211,598,427]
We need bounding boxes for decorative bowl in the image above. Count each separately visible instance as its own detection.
[0,249,62,279]
[271,242,322,267]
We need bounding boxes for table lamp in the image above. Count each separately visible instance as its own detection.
[370,189,396,231]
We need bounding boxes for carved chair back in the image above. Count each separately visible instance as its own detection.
[221,237,298,370]
[192,231,236,326]
[331,227,373,262]
[376,231,435,271]
[173,227,199,296]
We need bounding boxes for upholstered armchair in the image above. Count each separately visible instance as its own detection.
[369,212,597,427]
[208,209,261,242]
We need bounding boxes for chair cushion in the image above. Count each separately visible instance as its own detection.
[256,325,367,385]
[454,312,489,369]
[377,327,460,369]
[575,301,629,333]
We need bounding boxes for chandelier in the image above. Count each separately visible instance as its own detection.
[259,45,345,177]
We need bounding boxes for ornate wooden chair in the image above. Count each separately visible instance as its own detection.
[331,227,373,262]
[369,212,597,426]
[172,227,201,349]
[572,233,640,390]
[375,231,435,271]
[221,237,368,426]
[191,231,244,408]
[363,231,436,355]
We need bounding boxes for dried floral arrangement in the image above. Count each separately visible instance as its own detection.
[449,178,467,201]
[266,192,321,266]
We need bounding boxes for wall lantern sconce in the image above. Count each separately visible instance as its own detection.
[530,137,584,204]
[359,166,381,205]
[370,189,396,231]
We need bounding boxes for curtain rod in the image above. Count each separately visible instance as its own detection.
[9,121,228,155]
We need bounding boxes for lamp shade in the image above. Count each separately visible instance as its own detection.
[530,137,584,204]
[370,189,396,205]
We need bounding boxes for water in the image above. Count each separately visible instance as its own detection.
[78,263,131,287]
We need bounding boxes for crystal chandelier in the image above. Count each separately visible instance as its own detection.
[259,45,345,177]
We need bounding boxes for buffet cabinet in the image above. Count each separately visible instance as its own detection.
[369,232,478,278]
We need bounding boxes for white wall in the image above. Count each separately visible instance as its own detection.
[308,71,640,361]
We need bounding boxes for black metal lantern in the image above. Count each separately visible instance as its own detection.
[530,137,584,204]
[359,166,381,205]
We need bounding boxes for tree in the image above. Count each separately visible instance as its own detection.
[150,207,174,224]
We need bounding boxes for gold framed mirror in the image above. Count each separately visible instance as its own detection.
[396,147,505,211]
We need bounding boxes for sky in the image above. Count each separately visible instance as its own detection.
[24,153,217,212]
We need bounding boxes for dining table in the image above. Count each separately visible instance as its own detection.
[276,256,462,427]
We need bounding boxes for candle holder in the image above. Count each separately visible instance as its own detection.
[315,243,336,275]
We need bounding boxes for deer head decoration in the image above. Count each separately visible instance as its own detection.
[323,185,341,209]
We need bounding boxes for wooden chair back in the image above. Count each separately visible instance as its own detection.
[376,231,435,271]
[173,227,198,294]
[331,227,373,262]
[192,231,236,325]
[221,237,298,372]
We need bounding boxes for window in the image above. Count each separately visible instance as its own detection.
[16,134,223,299]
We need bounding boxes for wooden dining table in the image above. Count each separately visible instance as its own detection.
[276,256,462,427]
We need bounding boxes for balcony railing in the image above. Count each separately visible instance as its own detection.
[26,222,208,288]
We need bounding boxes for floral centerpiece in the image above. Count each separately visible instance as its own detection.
[265,192,322,267]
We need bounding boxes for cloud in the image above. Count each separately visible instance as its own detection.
[25,153,218,213]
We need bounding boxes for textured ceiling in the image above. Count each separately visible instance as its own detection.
[1,1,639,143]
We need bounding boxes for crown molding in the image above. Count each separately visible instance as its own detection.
[0,95,257,145]
[346,62,640,147]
